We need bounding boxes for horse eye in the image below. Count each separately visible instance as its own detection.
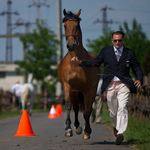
[64,25,66,29]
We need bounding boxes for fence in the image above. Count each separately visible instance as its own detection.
[1,75,150,121]
[128,75,150,121]
[0,89,12,112]
[0,89,60,112]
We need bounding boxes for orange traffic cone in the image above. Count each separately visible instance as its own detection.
[14,110,36,137]
[48,105,58,119]
[56,104,63,116]
[59,104,63,114]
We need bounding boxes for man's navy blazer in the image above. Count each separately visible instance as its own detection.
[80,45,143,94]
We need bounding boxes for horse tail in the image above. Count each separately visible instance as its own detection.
[78,92,84,111]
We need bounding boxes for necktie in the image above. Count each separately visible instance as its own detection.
[116,49,121,62]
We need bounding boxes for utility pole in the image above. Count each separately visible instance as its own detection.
[28,0,50,89]
[94,5,114,36]
[57,0,63,63]
[56,0,63,99]
[28,0,49,25]
[0,0,19,62]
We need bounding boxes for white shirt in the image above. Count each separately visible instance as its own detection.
[111,46,123,82]
[97,79,103,95]
[11,83,22,97]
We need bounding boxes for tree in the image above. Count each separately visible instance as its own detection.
[119,18,150,65]
[15,22,59,84]
[86,19,150,75]
[86,29,113,56]
[86,29,114,73]
[142,50,150,75]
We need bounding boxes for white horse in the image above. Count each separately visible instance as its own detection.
[21,83,35,116]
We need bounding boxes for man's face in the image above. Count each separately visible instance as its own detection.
[112,34,124,49]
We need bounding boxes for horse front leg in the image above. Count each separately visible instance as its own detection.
[83,93,96,140]
[74,106,82,135]
[83,108,92,140]
[72,92,82,135]
[65,101,73,137]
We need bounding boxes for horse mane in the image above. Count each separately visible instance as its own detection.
[62,11,82,23]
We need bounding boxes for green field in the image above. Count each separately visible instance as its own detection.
[102,103,150,150]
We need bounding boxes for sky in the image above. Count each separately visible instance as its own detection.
[0,0,150,61]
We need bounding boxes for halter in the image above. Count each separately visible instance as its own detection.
[66,34,79,50]
[65,18,80,51]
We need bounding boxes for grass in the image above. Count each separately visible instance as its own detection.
[0,103,65,120]
[0,109,50,120]
[0,111,20,120]
[102,102,150,150]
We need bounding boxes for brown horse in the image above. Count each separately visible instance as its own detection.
[57,9,100,139]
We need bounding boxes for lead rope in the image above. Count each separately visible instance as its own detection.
[69,51,114,77]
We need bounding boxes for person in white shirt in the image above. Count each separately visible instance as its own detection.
[11,80,22,112]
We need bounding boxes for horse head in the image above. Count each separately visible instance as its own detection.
[62,9,82,51]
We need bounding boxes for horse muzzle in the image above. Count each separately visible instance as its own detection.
[67,42,78,51]
[66,35,79,51]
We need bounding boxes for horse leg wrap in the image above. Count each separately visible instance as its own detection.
[65,101,72,110]
[65,101,72,137]
[65,101,72,128]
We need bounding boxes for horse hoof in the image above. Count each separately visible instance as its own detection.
[65,129,73,137]
[75,125,82,135]
[83,133,90,140]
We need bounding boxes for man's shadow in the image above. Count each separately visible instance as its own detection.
[89,141,129,146]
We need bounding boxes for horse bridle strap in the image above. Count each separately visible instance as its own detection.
[65,18,80,40]
[66,34,79,49]
[66,34,77,39]
[67,18,78,21]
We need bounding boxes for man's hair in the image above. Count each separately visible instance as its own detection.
[112,31,125,38]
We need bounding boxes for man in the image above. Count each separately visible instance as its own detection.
[11,80,22,113]
[71,31,143,145]
[91,79,103,124]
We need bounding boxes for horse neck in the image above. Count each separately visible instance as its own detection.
[68,29,88,58]
[69,43,88,59]
[78,29,83,46]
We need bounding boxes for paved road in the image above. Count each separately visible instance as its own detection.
[0,112,137,150]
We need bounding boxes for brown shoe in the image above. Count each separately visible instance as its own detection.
[113,127,118,137]
[116,134,124,145]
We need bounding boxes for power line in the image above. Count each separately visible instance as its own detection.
[115,8,150,14]
[28,0,50,24]
[94,5,120,36]
[0,1,37,62]
[0,0,19,62]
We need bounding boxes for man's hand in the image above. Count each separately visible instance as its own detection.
[134,80,142,89]
[71,56,82,64]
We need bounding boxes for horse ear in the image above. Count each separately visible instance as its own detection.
[63,9,67,16]
[76,9,81,17]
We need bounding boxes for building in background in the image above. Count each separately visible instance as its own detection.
[0,62,24,91]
